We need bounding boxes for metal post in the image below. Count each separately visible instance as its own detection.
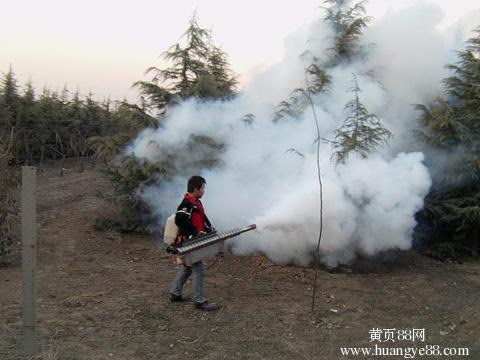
[22,166,36,356]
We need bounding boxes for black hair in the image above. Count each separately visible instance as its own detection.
[187,176,206,193]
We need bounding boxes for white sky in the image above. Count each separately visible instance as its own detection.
[0,0,479,102]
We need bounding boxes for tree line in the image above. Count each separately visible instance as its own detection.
[0,70,155,168]
[0,69,156,257]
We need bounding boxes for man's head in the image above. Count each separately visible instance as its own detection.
[187,175,206,199]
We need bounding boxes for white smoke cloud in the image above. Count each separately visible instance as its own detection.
[127,3,478,266]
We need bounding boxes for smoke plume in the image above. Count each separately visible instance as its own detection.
[128,3,479,266]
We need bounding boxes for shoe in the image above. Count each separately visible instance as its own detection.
[169,294,187,303]
[194,301,220,311]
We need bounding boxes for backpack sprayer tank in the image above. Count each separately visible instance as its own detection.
[163,214,179,245]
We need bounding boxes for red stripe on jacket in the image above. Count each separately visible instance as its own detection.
[184,193,207,233]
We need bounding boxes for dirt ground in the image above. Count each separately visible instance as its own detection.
[1,163,479,359]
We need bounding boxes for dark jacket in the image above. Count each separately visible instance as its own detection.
[175,194,212,241]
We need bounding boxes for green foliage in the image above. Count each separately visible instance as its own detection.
[0,69,146,168]
[417,192,480,260]
[414,101,468,148]
[305,62,332,93]
[330,74,392,164]
[119,130,227,230]
[0,67,20,131]
[274,89,310,121]
[94,132,225,232]
[86,102,158,166]
[16,81,37,165]
[321,0,372,63]
[415,27,480,259]
[184,134,226,170]
[96,156,167,232]
[0,129,17,258]
[87,101,160,231]
[274,59,331,122]
[134,12,237,114]
[96,12,237,232]
[274,1,371,123]
[0,66,160,234]
[206,45,238,97]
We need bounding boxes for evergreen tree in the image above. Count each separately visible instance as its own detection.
[88,100,160,232]
[95,13,237,232]
[94,155,166,233]
[0,68,156,172]
[0,67,20,144]
[17,81,37,165]
[274,57,331,122]
[88,100,157,165]
[415,27,480,259]
[0,67,20,118]
[0,129,16,259]
[274,0,372,122]
[134,12,237,114]
[330,74,392,164]
[203,45,237,98]
[322,0,372,64]
[35,88,60,166]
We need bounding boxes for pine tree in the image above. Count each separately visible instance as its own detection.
[0,128,16,259]
[17,81,37,165]
[330,73,392,164]
[88,100,157,165]
[415,27,480,259]
[87,100,160,232]
[96,13,238,232]
[0,67,19,119]
[94,155,166,233]
[274,0,372,122]
[35,88,59,166]
[0,67,20,149]
[274,58,331,122]
[134,12,237,114]
[203,45,237,98]
[321,0,372,64]
[0,72,150,170]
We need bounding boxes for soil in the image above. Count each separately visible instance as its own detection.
[1,163,479,359]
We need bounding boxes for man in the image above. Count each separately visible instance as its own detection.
[169,175,220,311]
